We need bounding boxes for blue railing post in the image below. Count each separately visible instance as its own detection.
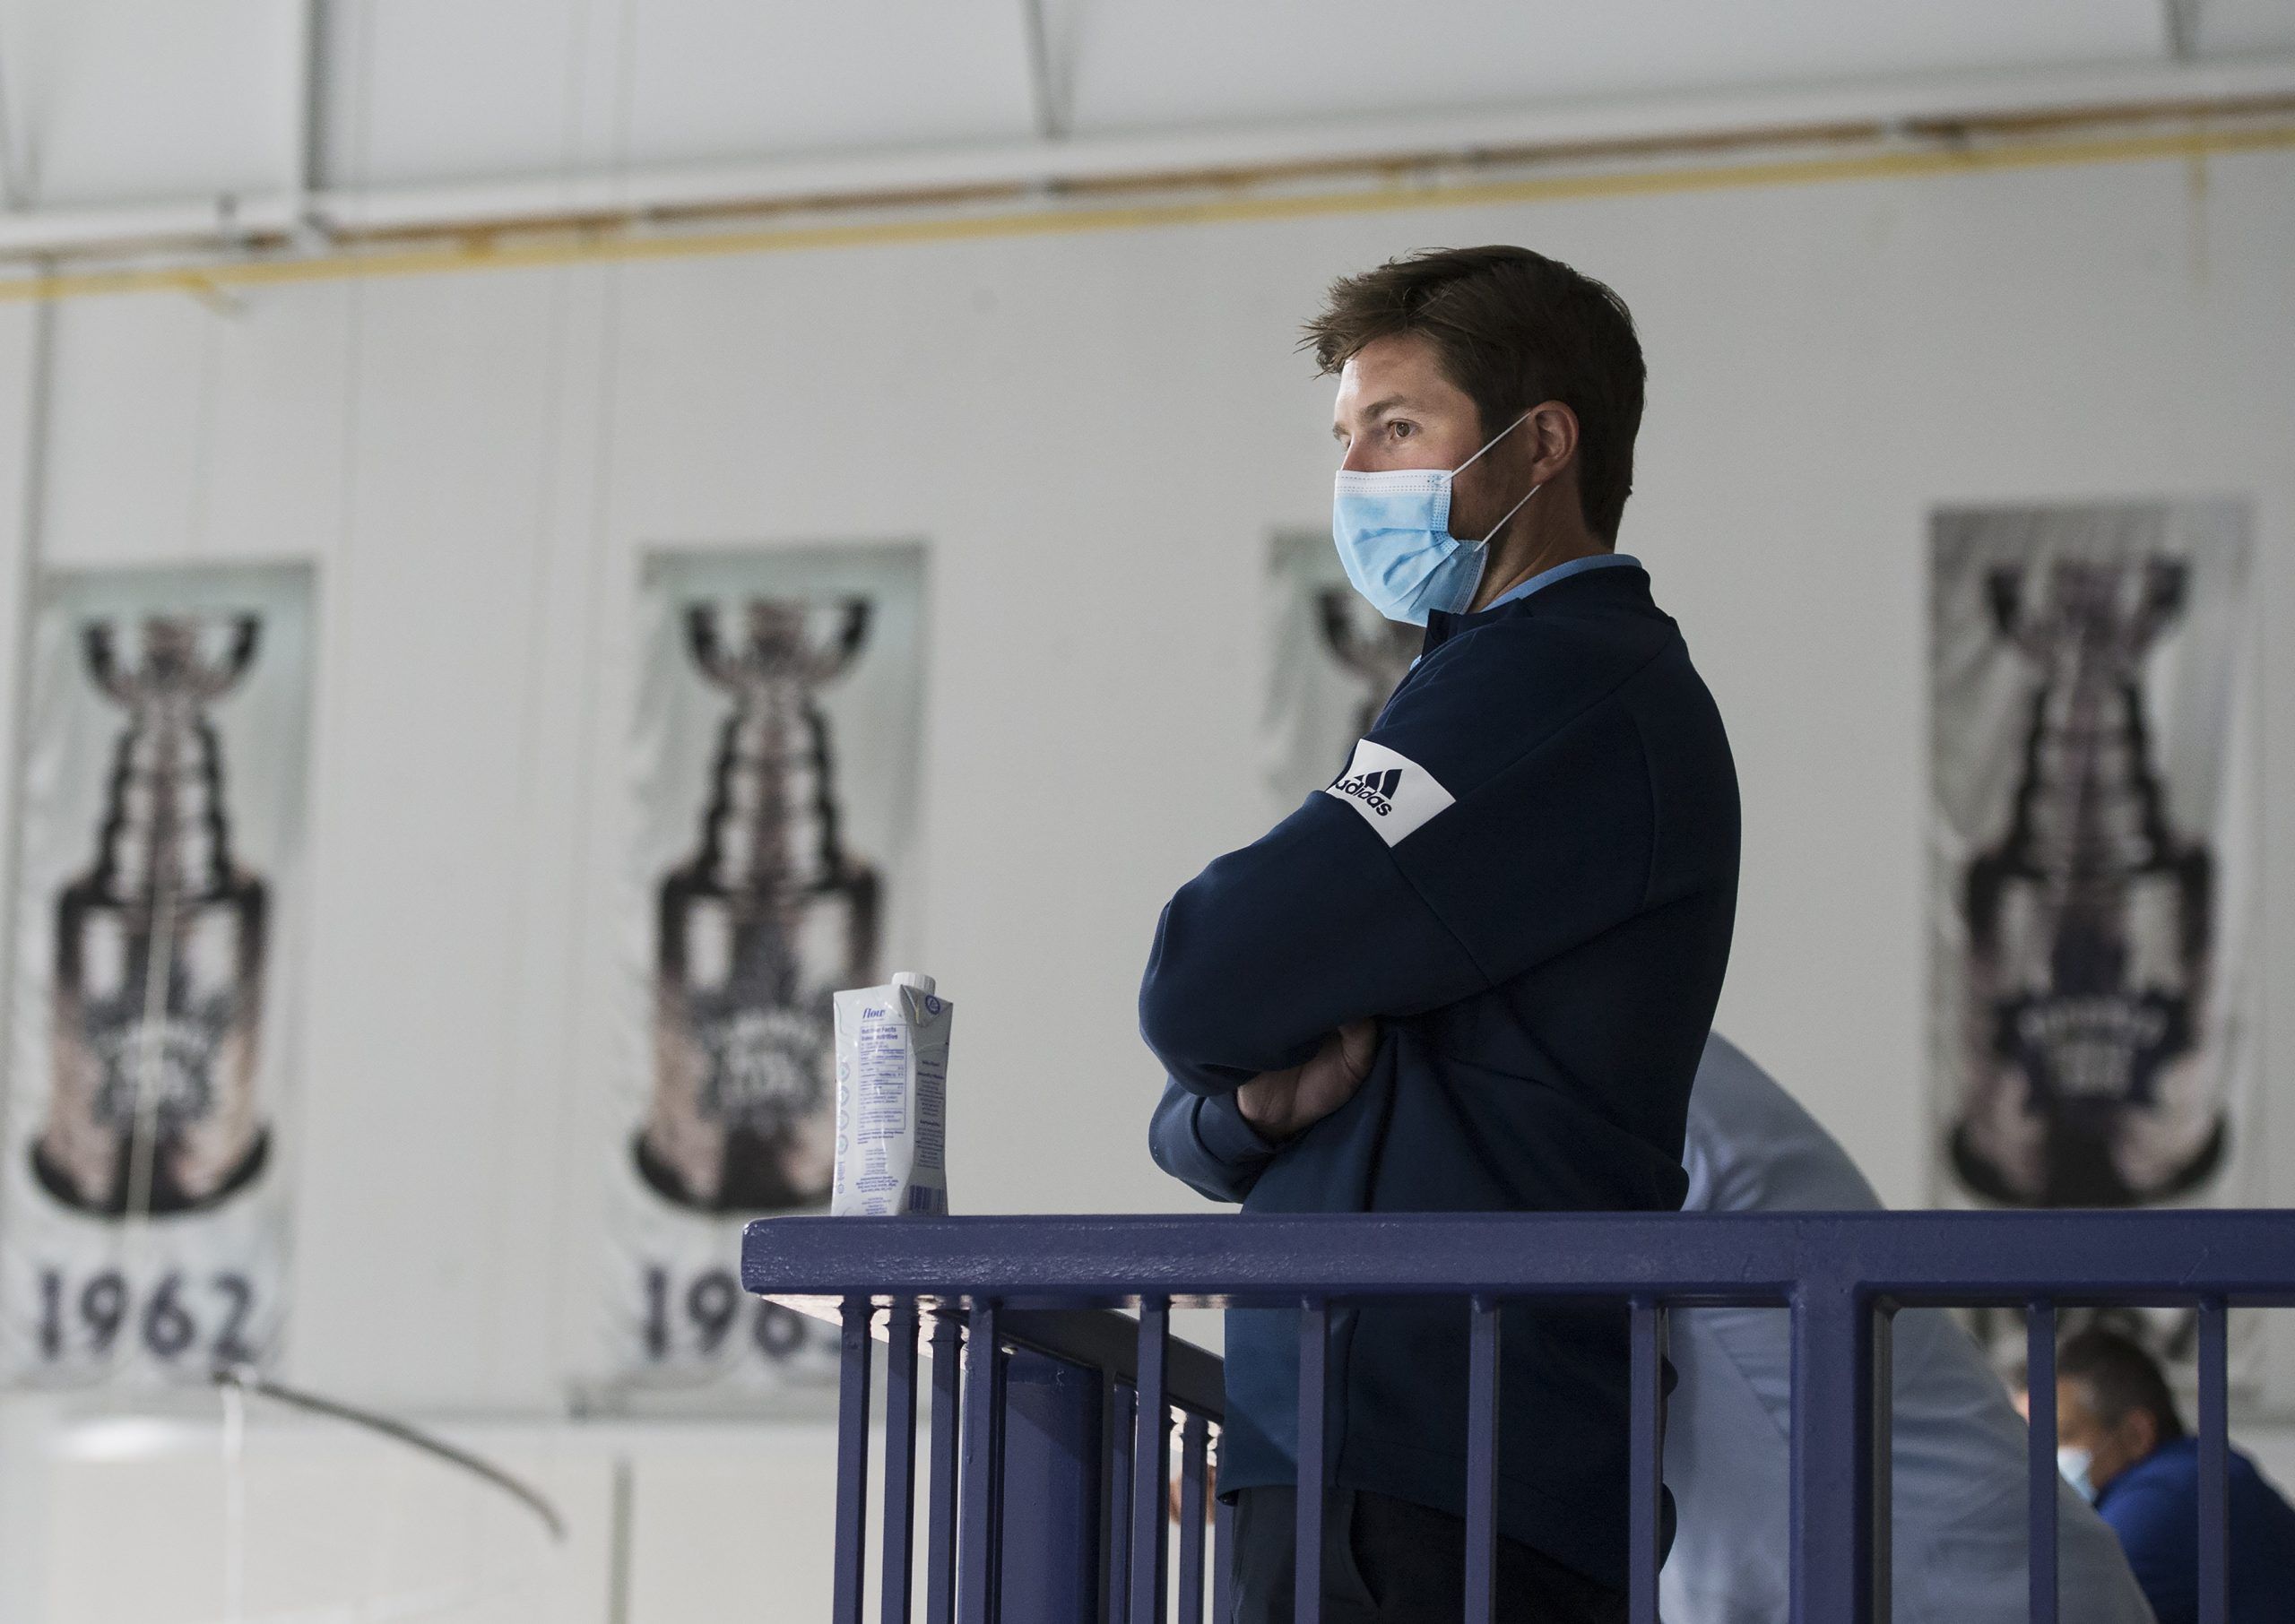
[883,1300,923,1624]
[1464,1296,1501,1624]
[1790,1280,1886,1624]
[1108,1378,1136,1624]
[1178,1412,1210,1624]
[926,1309,965,1624]
[1295,1299,1329,1624]
[2197,1299,2230,1624]
[1212,1441,1234,1624]
[834,1295,876,1624]
[1874,1304,1892,1615]
[1130,1302,1171,1624]
[958,1300,1003,1624]
[2025,1301,2057,1624]
[1627,1299,1666,1624]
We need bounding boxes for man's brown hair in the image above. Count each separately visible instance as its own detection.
[1303,246,1647,542]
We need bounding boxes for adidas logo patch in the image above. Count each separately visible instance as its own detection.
[1333,766,1405,815]
[1322,739,1454,847]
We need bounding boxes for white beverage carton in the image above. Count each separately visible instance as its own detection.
[830,972,951,1216]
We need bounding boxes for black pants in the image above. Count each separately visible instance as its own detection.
[1228,1488,1626,1624]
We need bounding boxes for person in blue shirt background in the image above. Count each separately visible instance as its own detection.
[2055,1326,2295,1624]
[1143,246,1739,1622]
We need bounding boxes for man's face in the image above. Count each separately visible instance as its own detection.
[2057,1377,2161,1492]
[1331,333,1529,545]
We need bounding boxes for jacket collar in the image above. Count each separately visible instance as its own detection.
[1421,561,1655,654]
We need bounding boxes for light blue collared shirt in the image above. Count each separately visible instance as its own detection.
[1661,1036,2157,1624]
[1406,553,1643,676]
[1484,550,1642,611]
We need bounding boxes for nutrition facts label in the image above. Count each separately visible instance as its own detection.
[912,1052,945,1171]
[853,1008,909,1144]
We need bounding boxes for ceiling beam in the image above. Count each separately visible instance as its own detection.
[3,52,2292,262]
[8,117,2295,306]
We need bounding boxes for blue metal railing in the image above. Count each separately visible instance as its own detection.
[744,1209,2295,1624]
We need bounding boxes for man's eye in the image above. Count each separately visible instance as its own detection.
[1388,421,1415,439]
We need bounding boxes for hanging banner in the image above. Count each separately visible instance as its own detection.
[0,564,315,1385]
[1262,528,1418,807]
[602,542,926,1404]
[1930,500,2256,1213]
[1931,502,2259,1385]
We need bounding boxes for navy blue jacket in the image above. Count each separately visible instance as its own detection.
[2097,1437,2295,1624]
[1139,564,1738,1590]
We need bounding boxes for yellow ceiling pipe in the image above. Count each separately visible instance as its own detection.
[0,117,2288,307]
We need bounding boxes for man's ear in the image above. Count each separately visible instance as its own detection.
[2122,1408,2161,1462]
[1525,400,1580,485]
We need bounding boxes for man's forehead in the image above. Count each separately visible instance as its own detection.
[1337,389,1428,421]
[1337,339,1460,409]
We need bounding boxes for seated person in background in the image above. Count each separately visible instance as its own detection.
[1662,1034,2154,1624]
[2055,1326,2295,1624]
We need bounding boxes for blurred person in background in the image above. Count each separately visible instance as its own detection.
[2051,1327,2295,1624]
[1663,1034,2155,1624]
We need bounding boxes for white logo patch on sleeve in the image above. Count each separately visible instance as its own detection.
[1323,739,1455,846]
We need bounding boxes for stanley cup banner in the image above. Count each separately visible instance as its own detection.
[1930,500,2258,1214]
[0,564,315,1385]
[1263,529,1421,806]
[605,541,926,1403]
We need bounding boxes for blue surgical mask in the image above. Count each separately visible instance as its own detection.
[1331,412,1539,625]
[2057,1445,2097,1503]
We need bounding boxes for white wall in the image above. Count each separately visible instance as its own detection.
[0,139,2289,1617]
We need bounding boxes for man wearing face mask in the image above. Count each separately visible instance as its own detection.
[2051,1327,2295,1624]
[1141,246,1740,1621]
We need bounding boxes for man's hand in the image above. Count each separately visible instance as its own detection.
[1235,1020,1379,1142]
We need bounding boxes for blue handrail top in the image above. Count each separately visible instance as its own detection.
[742,1208,2295,1309]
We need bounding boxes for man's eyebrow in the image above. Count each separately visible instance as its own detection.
[1334,394,1418,436]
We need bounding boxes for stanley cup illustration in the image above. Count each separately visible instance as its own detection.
[34,617,272,1217]
[1318,589,1420,738]
[636,598,882,1213]
[1953,558,2221,1207]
